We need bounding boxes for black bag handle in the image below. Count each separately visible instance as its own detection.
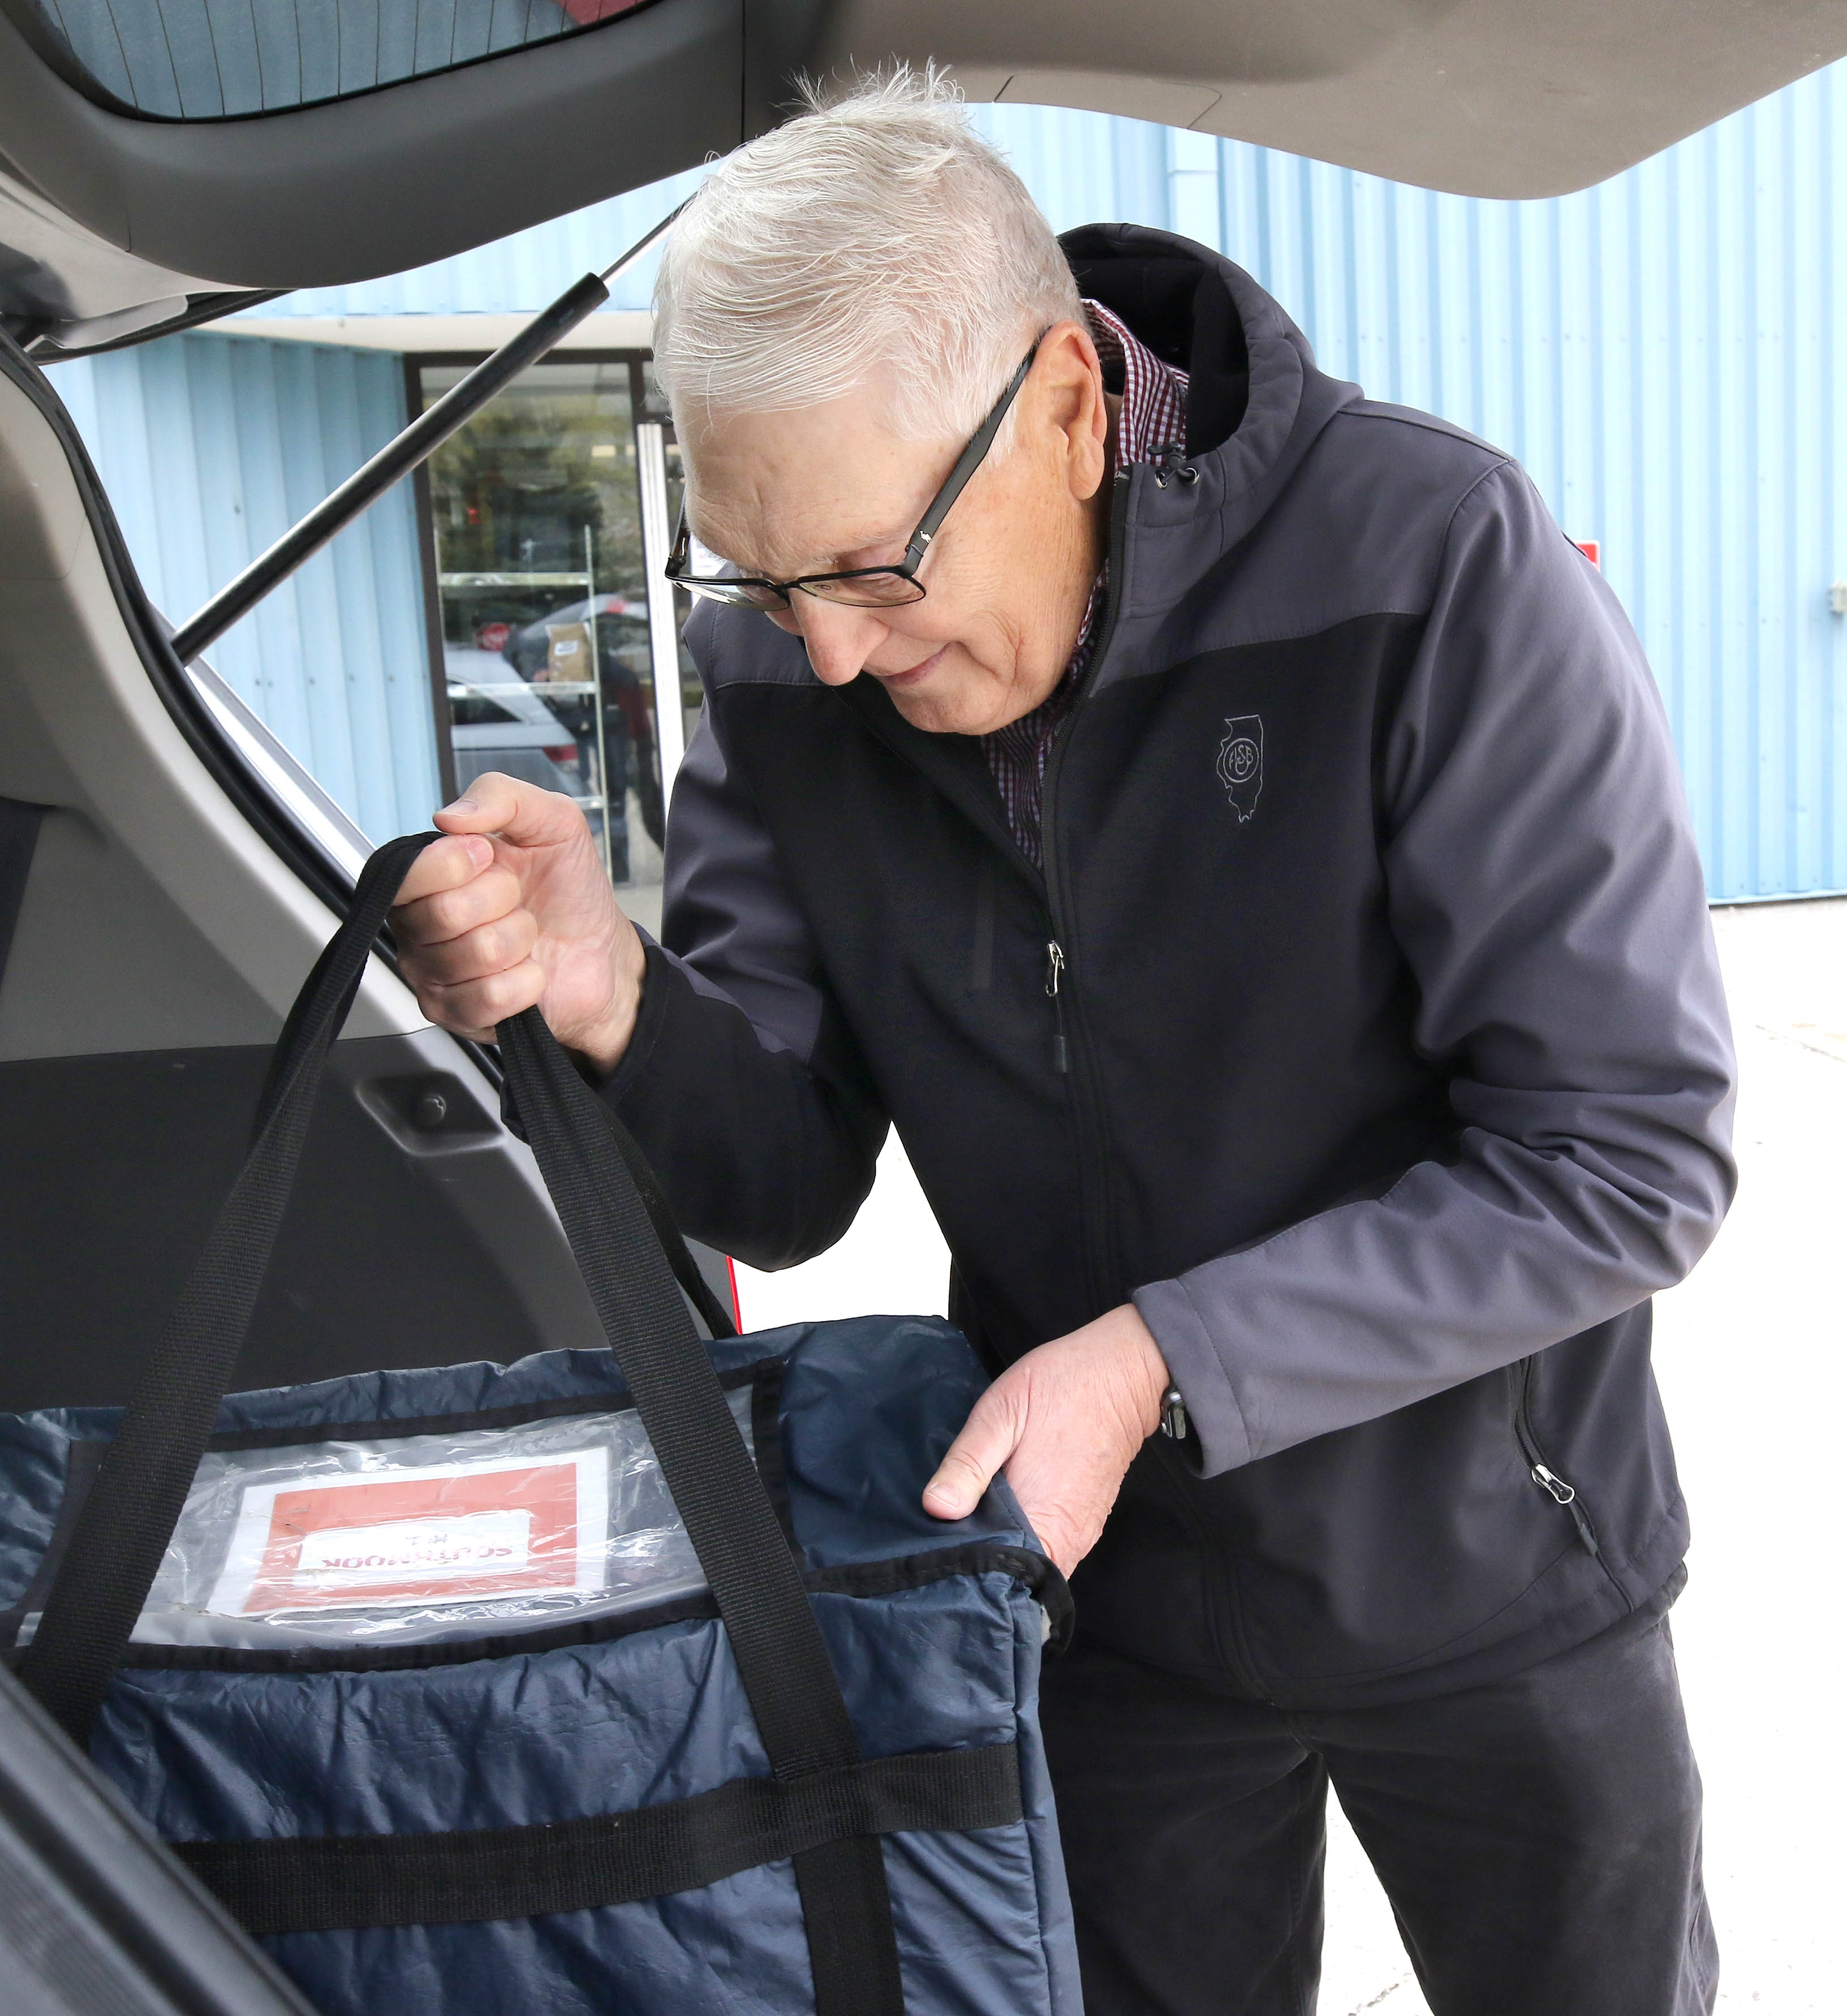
[499,1067,738,1345]
[609,1106,739,1343]
[20,835,903,2015]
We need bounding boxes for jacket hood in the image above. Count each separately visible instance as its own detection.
[1061,223,1363,598]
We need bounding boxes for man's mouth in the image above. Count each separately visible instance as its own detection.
[872,647,946,691]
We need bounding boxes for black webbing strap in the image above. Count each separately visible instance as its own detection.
[173,1741,1023,1938]
[497,1040,737,1341]
[18,835,438,1739]
[604,1100,738,1340]
[20,833,906,2015]
[497,1009,905,2013]
[0,798,48,996]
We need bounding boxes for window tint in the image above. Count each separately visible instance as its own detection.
[29,0,651,121]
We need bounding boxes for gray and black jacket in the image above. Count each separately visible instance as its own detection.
[605,225,1737,1709]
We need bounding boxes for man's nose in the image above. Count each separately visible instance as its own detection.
[792,597,889,686]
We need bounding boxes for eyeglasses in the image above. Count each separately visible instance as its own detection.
[663,345,1039,612]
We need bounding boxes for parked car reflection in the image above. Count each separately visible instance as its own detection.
[444,594,665,882]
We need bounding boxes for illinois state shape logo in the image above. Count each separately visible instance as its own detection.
[1216,715,1264,822]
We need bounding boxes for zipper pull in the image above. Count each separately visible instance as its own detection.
[1045,942,1069,1074]
[1531,1463,1602,1557]
[1531,1463,1574,1505]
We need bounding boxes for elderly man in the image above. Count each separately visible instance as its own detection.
[394,74,1733,2016]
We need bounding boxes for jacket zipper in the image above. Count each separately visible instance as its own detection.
[1512,1356,1601,1557]
[1044,465,1268,1700]
[1037,468,1133,1315]
[1044,941,1069,1072]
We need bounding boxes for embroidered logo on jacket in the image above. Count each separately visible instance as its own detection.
[1216,716,1264,822]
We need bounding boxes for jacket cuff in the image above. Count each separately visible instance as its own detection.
[594,933,675,1106]
[1131,1279,1256,1478]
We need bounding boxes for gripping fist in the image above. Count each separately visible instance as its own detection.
[392,774,646,1071]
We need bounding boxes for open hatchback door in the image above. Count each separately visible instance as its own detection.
[3,0,1846,349]
[0,1,1840,2001]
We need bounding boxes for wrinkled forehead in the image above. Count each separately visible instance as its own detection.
[679,391,953,580]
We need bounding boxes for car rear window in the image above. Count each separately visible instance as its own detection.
[27,0,654,121]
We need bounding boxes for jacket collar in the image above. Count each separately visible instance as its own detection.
[1060,225,1361,691]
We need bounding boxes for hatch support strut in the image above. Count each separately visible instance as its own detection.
[168,201,688,668]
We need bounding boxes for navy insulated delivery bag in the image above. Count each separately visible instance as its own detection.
[2,834,1083,2016]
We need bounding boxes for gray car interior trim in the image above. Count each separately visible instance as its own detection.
[0,334,673,1411]
[0,1661,317,2016]
[0,798,45,999]
[0,333,405,1040]
[3,0,1846,343]
[0,0,743,305]
[19,289,288,360]
[0,344,419,1049]
[0,1032,612,1411]
[178,658,373,884]
[798,0,1847,200]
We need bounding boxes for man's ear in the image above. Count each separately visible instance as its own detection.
[1032,319,1109,503]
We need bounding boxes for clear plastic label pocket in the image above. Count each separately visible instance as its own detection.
[209,1449,608,1616]
[123,1390,757,1653]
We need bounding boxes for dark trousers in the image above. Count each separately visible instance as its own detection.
[1039,1596,1717,2015]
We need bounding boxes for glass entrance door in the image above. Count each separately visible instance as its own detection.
[415,357,694,925]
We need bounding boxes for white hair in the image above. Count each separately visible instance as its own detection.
[652,67,1083,445]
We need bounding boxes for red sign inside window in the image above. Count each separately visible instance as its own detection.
[213,1452,606,1616]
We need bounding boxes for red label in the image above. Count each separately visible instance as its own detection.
[240,1461,583,1612]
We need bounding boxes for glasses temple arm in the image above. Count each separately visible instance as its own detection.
[903,348,1038,569]
[662,502,690,578]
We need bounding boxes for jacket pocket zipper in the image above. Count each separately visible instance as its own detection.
[1512,1356,1601,1558]
[1045,941,1069,1072]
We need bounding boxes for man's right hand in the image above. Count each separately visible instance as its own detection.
[392,774,647,1075]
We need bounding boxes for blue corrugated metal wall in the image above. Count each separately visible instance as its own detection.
[256,166,708,320]
[228,68,1847,898]
[48,334,440,843]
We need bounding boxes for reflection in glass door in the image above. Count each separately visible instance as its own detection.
[415,357,696,921]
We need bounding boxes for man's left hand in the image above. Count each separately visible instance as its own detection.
[922,1305,1170,1575]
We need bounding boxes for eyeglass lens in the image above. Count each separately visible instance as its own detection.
[799,571,925,608]
[684,568,925,611]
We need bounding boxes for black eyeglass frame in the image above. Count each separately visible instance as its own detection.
[664,344,1041,611]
